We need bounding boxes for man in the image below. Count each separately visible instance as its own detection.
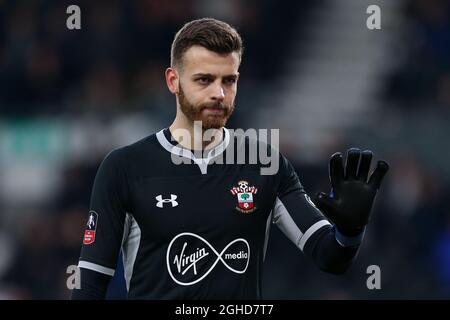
[72,18,389,299]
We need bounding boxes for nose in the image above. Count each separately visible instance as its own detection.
[211,84,225,102]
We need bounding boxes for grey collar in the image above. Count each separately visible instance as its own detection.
[156,128,230,174]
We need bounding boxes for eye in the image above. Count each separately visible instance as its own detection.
[224,77,237,85]
[196,77,211,84]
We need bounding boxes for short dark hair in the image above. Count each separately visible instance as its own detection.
[170,18,243,68]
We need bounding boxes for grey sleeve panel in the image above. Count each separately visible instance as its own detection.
[273,197,331,251]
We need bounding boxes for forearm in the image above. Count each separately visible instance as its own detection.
[304,225,361,274]
[71,268,112,300]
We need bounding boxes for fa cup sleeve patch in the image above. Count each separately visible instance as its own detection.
[83,211,98,245]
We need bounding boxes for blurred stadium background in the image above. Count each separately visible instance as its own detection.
[0,0,450,299]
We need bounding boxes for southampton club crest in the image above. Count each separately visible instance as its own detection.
[230,180,258,213]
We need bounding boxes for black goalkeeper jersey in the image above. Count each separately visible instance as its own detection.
[77,128,335,299]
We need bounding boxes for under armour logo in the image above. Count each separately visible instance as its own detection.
[156,194,178,208]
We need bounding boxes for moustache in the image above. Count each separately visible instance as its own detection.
[200,102,228,111]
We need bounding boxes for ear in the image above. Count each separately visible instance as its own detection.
[165,67,179,94]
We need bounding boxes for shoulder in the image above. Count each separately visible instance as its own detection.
[100,131,162,170]
[228,128,289,176]
[230,128,280,156]
[109,131,160,157]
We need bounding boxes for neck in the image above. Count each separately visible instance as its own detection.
[169,117,224,151]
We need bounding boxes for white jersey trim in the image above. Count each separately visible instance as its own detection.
[78,261,115,277]
[156,128,230,174]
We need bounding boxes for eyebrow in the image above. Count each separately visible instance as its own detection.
[192,73,239,78]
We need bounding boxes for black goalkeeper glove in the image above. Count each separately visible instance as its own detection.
[314,148,389,237]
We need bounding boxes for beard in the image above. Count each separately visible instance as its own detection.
[178,84,235,130]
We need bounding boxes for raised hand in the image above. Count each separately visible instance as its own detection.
[314,148,389,236]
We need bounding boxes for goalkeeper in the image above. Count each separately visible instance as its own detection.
[72,18,389,299]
